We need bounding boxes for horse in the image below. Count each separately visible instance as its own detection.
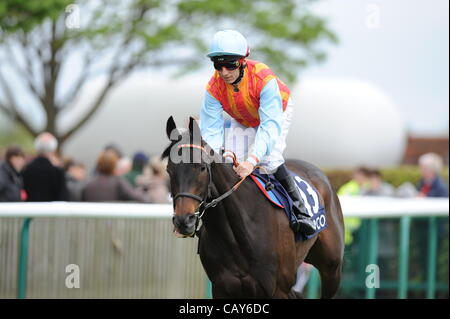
[162,116,345,298]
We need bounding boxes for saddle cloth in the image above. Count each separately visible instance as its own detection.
[249,169,327,241]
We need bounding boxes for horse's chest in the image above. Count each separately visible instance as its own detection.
[214,270,268,298]
[200,251,273,298]
[199,228,277,297]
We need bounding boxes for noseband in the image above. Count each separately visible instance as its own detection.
[171,144,247,236]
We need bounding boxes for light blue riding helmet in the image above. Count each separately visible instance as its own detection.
[207,30,249,58]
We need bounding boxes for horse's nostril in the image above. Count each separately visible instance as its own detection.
[185,214,197,227]
[173,215,196,229]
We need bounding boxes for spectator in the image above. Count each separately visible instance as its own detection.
[124,151,149,186]
[363,169,395,197]
[337,166,371,196]
[104,143,123,159]
[395,182,418,198]
[115,156,132,177]
[136,156,170,203]
[82,150,149,202]
[0,145,26,202]
[22,133,69,201]
[337,167,371,246]
[64,158,87,201]
[417,153,448,197]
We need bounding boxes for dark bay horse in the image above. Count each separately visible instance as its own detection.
[162,116,345,298]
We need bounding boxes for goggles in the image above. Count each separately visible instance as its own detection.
[213,59,241,71]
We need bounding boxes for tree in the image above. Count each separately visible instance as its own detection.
[0,0,337,147]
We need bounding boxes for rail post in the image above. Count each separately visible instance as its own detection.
[17,217,32,299]
[205,279,212,299]
[426,217,438,299]
[306,267,320,298]
[398,216,411,299]
[365,218,379,299]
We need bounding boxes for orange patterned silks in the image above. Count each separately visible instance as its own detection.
[206,60,290,127]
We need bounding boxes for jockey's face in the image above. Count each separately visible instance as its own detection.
[218,66,240,84]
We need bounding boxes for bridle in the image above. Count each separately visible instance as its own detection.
[171,144,247,236]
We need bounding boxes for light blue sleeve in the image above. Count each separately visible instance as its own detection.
[199,91,224,153]
[248,78,283,164]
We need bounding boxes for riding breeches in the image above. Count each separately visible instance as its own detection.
[224,98,294,173]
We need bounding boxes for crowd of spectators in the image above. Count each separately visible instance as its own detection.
[336,155,448,246]
[0,133,170,203]
[338,156,448,199]
[0,133,448,205]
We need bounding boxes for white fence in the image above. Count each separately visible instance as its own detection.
[0,196,448,219]
[0,197,448,299]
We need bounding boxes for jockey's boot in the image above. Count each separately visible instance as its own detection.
[275,165,317,236]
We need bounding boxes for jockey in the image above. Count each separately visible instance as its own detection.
[199,30,316,236]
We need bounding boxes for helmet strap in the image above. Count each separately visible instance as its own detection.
[231,59,246,92]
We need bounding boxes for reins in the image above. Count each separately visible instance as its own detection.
[172,144,275,237]
[172,143,281,298]
[172,145,247,236]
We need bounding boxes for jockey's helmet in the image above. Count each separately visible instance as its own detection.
[207,30,250,58]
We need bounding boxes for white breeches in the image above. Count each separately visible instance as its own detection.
[224,99,294,173]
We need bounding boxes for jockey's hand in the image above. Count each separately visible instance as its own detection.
[233,161,255,179]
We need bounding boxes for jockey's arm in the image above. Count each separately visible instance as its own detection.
[199,91,225,154]
[247,78,283,166]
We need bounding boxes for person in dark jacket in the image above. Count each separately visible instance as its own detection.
[22,132,69,202]
[63,158,87,201]
[0,145,26,202]
[417,152,448,198]
[82,150,150,202]
[124,151,149,187]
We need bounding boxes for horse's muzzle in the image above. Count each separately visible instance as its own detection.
[172,214,197,237]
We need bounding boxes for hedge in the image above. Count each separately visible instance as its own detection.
[324,166,449,193]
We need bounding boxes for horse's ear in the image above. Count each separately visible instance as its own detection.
[188,117,201,139]
[166,116,179,141]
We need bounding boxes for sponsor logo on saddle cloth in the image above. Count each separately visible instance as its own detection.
[292,173,328,235]
[250,170,327,240]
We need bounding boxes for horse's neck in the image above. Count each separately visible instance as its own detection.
[203,163,260,248]
[205,163,238,223]
[210,162,240,194]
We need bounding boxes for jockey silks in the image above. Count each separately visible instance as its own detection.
[206,60,290,128]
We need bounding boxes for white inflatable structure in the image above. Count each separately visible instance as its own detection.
[62,73,407,169]
[289,77,407,168]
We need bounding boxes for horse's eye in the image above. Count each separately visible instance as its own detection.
[200,165,207,172]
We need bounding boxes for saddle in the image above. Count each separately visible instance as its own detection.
[250,169,327,241]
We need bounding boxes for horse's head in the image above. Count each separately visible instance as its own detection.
[162,116,217,238]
